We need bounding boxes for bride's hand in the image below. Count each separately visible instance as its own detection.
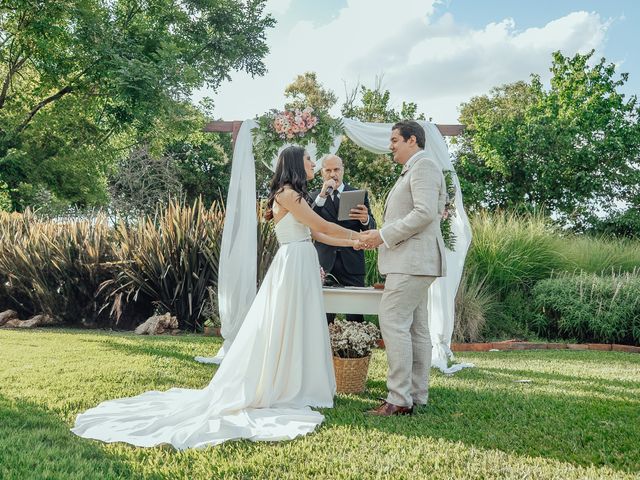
[351,239,363,250]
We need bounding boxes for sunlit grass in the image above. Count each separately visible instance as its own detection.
[1,328,639,479]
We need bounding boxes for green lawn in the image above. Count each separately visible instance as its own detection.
[1,329,639,479]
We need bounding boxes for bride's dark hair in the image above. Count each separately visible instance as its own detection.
[265,145,311,220]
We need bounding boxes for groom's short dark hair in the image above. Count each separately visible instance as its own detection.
[392,121,425,149]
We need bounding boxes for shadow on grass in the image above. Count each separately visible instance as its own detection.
[0,394,140,480]
[78,334,223,366]
[323,372,640,474]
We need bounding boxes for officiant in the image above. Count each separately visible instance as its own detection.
[311,154,376,324]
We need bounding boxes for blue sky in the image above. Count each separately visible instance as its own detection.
[199,0,639,124]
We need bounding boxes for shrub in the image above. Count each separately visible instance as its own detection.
[453,269,497,342]
[0,211,118,325]
[559,235,640,274]
[107,198,224,331]
[532,271,640,345]
[0,181,12,212]
[466,210,567,294]
[364,191,384,286]
[592,209,640,239]
[257,202,279,287]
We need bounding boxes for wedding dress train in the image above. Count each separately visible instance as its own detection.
[72,213,336,449]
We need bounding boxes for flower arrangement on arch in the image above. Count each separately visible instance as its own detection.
[441,170,457,251]
[252,106,343,166]
[328,319,381,359]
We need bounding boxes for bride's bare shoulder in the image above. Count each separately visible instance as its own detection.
[274,186,296,204]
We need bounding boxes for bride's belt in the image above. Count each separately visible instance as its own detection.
[279,237,311,245]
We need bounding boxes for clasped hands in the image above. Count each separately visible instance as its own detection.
[351,229,384,250]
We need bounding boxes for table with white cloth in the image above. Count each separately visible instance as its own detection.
[322,286,384,315]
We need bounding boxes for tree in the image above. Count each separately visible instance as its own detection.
[284,72,338,112]
[338,80,426,197]
[276,74,427,199]
[0,0,275,209]
[454,50,640,227]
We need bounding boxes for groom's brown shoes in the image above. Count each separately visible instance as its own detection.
[366,400,414,416]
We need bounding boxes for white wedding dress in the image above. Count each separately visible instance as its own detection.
[71,212,336,449]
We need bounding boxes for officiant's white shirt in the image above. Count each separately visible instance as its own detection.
[313,183,344,206]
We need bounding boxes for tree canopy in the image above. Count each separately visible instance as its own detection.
[454,50,640,227]
[0,0,274,209]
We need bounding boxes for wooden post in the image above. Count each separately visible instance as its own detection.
[203,121,463,148]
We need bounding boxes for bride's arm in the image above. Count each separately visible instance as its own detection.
[311,230,362,248]
[276,189,360,241]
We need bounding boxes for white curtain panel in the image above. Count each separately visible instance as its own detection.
[201,118,473,373]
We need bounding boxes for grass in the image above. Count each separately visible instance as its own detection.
[560,236,640,274]
[1,329,639,479]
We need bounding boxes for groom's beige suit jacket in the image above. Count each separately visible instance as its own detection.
[378,150,447,277]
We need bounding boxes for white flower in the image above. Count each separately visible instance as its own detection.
[329,319,380,358]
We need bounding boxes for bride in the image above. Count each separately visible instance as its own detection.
[71,146,363,449]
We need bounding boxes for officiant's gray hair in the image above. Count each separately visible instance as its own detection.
[321,154,343,168]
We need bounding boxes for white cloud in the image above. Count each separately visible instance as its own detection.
[198,3,610,124]
[265,0,292,16]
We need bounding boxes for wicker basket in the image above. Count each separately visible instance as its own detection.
[333,355,371,394]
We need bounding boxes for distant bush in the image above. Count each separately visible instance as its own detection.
[531,271,640,345]
[591,209,640,240]
[466,211,567,294]
[0,211,119,325]
[559,235,640,274]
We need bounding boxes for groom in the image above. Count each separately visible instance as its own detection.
[361,121,447,416]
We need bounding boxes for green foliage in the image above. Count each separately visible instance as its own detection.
[0,211,118,325]
[0,0,274,208]
[107,199,224,331]
[453,268,498,342]
[532,271,640,345]
[465,210,640,342]
[441,170,457,251]
[466,210,566,294]
[338,82,426,198]
[560,235,640,274]
[284,72,338,112]
[483,289,539,341]
[364,192,385,286]
[170,136,232,207]
[591,208,640,239]
[454,50,640,227]
[257,203,279,287]
[0,182,11,212]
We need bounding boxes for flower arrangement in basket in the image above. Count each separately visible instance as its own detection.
[441,169,457,251]
[329,319,381,393]
[252,106,343,167]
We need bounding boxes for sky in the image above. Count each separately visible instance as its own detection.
[196,0,639,124]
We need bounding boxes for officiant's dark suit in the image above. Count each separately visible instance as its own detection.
[310,155,376,323]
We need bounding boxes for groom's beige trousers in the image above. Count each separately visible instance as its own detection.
[379,273,436,408]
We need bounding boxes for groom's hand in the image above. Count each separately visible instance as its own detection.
[360,230,383,249]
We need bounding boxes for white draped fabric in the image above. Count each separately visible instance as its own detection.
[203,118,473,373]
